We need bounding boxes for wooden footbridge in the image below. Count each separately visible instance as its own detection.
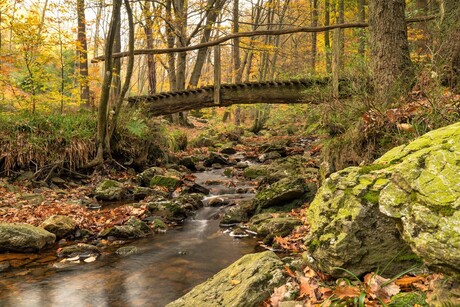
[128,77,350,116]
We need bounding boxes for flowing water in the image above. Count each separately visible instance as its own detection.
[0,167,259,307]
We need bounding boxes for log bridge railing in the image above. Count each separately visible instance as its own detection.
[128,77,353,116]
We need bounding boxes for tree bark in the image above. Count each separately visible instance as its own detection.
[357,0,366,56]
[324,0,331,73]
[310,0,318,73]
[232,0,241,83]
[368,0,414,105]
[165,0,177,90]
[338,0,345,70]
[93,0,121,164]
[142,0,157,94]
[188,0,226,88]
[77,0,90,107]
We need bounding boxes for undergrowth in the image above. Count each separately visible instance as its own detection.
[0,110,96,175]
[314,69,460,172]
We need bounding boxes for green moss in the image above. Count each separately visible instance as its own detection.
[389,292,428,307]
[308,239,320,253]
[363,190,380,205]
[152,218,167,229]
[427,204,456,217]
[357,163,388,175]
[396,254,423,263]
[149,175,181,190]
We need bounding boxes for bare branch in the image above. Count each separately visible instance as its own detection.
[92,15,436,63]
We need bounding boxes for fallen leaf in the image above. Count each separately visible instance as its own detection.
[229,279,241,285]
[332,285,361,299]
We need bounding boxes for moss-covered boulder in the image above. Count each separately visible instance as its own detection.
[0,223,56,252]
[57,243,100,258]
[220,200,257,226]
[99,225,146,239]
[249,213,301,243]
[40,215,77,238]
[94,179,126,201]
[126,217,151,234]
[166,251,286,307]
[305,122,460,278]
[149,175,182,191]
[254,177,312,212]
[136,167,165,186]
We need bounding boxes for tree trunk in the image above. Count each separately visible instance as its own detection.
[368,0,413,105]
[324,0,331,74]
[232,0,241,83]
[142,0,157,95]
[357,0,366,56]
[93,0,121,164]
[439,0,460,92]
[166,0,177,90]
[338,0,345,70]
[77,0,90,107]
[310,0,318,73]
[188,0,226,88]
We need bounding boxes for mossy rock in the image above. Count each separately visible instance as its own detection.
[166,251,285,307]
[0,223,56,252]
[57,243,100,258]
[40,215,77,238]
[249,214,301,243]
[99,225,146,239]
[305,122,460,278]
[94,179,126,201]
[220,200,257,225]
[149,175,182,191]
[254,177,308,211]
[243,165,271,179]
[136,167,165,186]
[126,217,151,234]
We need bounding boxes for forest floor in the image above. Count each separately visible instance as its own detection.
[0,129,455,306]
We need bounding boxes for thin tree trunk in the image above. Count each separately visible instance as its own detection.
[166,0,177,90]
[233,0,241,83]
[324,0,331,74]
[357,0,366,56]
[142,1,157,95]
[338,0,345,70]
[77,0,91,107]
[310,0,318,73]
[188,0,226,88]
[106,0,135,150]
[93,0,121,164]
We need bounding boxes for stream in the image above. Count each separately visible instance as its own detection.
[0,166,260,307]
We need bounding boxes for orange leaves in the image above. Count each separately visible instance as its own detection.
[364,273,400,302]
[332,285,361,299]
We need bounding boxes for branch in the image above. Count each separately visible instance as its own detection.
[92,15,436,63]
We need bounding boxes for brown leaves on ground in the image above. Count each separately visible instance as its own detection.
[263,260,442,307]
[0,180,150,234]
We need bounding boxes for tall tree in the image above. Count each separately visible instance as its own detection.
[324,0,331,74]
[188,0,226,88]
[357,0,366,56]
[77,0,90,107]
[142,0,157,95]
[310,0,318,73]
[368,0,413,104]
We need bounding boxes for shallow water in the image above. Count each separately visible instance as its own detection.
[0,206,258,307]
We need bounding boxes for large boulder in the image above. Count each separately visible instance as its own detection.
[167,251,285,307]
[254,177,310,212]
[0,223,56,252]
[305,123,460,278]
[94,179,126,201]
[40,215,77,238]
